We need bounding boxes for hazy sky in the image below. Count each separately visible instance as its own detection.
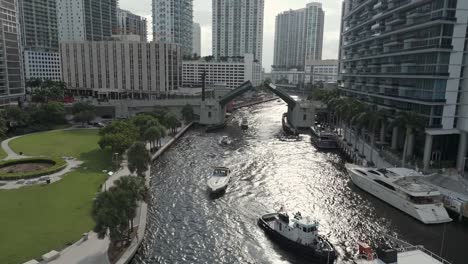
[119,0,342,72]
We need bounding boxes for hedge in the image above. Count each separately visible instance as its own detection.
[0,157,67,181]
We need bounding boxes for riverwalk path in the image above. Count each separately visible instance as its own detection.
[3,124,193,264]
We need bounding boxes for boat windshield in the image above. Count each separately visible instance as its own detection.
[408,195,442,205]
[213,169,228,177]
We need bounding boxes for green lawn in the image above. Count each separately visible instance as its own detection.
[0,129,112,264]
[0,146,6,160]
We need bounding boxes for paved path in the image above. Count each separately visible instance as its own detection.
[42,124,191,264]
[0,158,82,190]
[1,136,30,160]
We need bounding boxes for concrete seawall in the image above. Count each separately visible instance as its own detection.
[116,122,194,264]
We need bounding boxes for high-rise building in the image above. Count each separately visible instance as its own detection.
[116,8,148,42]
[18,0,61,81]
[0,0,24,104]
[18,0,58,52]
[339,0,468,171]
[152,0,193,55]
[60,41,182,98]
[212,0,264,63]
[56,0,117,41]
[273,2,324,70]
[192,22,201,56]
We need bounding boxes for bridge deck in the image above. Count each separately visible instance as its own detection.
[219,81,254,107]
[267,84,296,107]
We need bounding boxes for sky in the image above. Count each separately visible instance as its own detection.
[119,0,343,72]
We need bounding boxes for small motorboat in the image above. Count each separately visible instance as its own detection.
[241,118,249,130]
[258,210,336,263]
[207,167,231,193]
[219,136,232,145]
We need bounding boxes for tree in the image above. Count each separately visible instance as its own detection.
[127,142,151,177]
[181,104,195,123]
[4,106,30,128]
[92,177,146,243]
[99,121,139,154]
[143,126,160,150]
[72,102,95,115]
[391,111,425,166]
[156,125,167,147]
[164,112,180,134]
[31,102,66,125]
[131,114,160,138]
[73,110,96,125]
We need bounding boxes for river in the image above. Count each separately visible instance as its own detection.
[132,101,468,264]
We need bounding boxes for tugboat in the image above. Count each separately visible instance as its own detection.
[258,210,336,263]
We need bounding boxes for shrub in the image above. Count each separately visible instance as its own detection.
[0,157,67,181]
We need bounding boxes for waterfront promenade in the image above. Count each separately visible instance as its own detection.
[8,123,193,264]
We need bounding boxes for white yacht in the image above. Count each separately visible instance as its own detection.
[345,164,452,224]
[207,167,231,193]
[354,237,452,264]
[258,211,336,263]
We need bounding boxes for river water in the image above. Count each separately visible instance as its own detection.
[133,101,468,264]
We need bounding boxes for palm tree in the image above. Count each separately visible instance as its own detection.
[156,125,167,147]
[391,111,425,166]
[354,106,385,165]
[143,126,160,150]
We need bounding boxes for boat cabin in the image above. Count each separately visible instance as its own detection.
[213,167,229,177]
[274,212,319,246]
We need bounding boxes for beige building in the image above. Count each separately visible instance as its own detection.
[60,41,182,99]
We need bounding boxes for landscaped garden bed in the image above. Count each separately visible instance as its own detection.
[0,157,67,181]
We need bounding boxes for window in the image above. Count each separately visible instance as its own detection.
[374,180,396,191]
[208,112,211,118]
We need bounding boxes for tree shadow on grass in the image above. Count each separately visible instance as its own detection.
[78,148,113,172]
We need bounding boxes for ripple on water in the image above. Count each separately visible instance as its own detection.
[132,101,468,264]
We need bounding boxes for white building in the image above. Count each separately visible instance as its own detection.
[117,8,147,42]
[56,0,117,41]
[273,2,324,70]
[305,60,338,84]
[23,51,61,81]
[192,22,201,57]
[212,0,264,62]
[182,54,262,89]
[270,69,304,85]
[60,41,182,99]
[152,0,193,55]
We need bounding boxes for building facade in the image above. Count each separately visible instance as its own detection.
[193,22,201,56]
[18,0,58,51]
[60,41,182,99]
[152,0,193,55]
[339,0,468,170]
[23,51,61,81]
[57,0,117,41]
[0,0,24,105]
[305,60,338,84]
[116,8,147,42]
[273,2,324,70]
[212,0,264,62]
[182,54,262,89]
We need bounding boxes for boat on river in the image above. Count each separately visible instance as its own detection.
[207,167,231,193]
[258,211,336,263]
[354,236,452,264]
[345,164,452,224]
[241,118,249,130]
[219,136,232,145]
[310,125,337,149]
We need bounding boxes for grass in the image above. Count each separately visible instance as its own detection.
[0,129,112,264]
[0,146,6,160]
